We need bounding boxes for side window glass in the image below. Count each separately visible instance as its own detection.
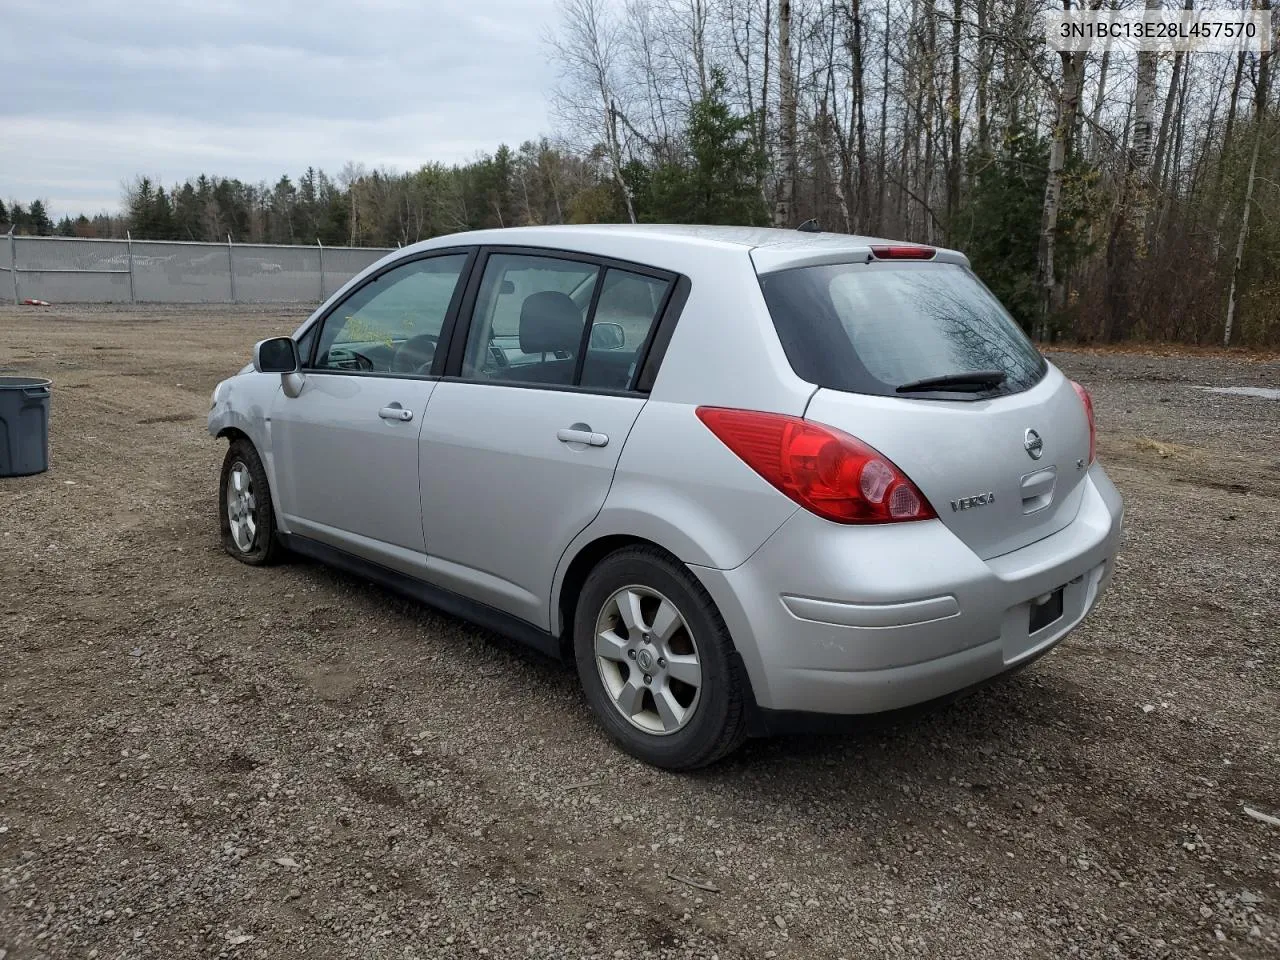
[294,323,318,367]
[462,254,599,386]
[311,254,467,375]
[580,269,671,390]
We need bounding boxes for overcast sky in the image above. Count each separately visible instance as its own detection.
[0,0,559,219]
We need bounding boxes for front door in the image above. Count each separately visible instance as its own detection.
[270,250,472,570]
[419,251,675,628]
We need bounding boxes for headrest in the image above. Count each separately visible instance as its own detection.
[519,291,583,355]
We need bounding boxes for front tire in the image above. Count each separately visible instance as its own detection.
[219,439,283,566]
[574,546,748,769]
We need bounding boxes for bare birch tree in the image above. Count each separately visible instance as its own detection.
[774,0,797,226]
[548,0,637,223]
[1036,0,1105,340]
[1224,0,1275,345]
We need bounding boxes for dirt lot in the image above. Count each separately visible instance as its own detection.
[1,305,1277,960]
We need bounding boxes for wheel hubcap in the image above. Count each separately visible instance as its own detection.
[225,461,257,552]
[594,585,702,736]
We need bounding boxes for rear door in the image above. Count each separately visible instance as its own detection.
[270,250,472,568]
[758,257,1091,559]
[419,249,675,628]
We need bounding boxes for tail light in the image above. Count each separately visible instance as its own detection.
[1070,381,1096,464]
[870,245,936,260]
[695,407,937,524]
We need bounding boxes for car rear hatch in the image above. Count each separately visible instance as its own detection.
[755,249,1092,560]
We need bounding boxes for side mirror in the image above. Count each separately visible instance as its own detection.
[590,322,625,350]
[253,337,299,374]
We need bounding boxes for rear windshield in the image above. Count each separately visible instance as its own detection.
[759,261,1046,399]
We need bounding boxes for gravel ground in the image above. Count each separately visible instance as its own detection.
[1,305,1277,960]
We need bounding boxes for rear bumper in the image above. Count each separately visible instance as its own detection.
[693,464,1123,717]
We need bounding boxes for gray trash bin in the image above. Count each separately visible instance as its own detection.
[0,376,52,477]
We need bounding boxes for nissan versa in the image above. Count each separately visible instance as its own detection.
[209,224,1123,769]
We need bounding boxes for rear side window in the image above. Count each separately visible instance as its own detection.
[462,254,599,385]
[759,261,1046,399]
[460,253,673,392]
[580,269,670,390]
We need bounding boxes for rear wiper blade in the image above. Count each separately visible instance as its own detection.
[895,370,1007,394]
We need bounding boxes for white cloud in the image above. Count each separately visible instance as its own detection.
[0,0,560,218]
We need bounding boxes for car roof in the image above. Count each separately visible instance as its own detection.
[399,223,968,275]
[411,222,890,251]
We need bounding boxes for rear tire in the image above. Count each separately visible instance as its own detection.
[219,439,283,566]
[573,546,748,769]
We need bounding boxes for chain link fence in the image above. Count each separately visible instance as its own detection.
[1,231,395,305]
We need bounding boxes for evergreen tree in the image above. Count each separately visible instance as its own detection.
[320,181,350,246]
[152,187,175,240]
[487,144,515,227]
[27,200,53,235]
[0,199,8,225]
[270,175,297,243]
[173,182,200,240]
[957,123,1094,332]
[641,71,768,226]
[298,167,320,242]
[128,177,156,237]
[195,175,217,240]
[212,178,249,239]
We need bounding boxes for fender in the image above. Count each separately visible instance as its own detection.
[208,373,288,532]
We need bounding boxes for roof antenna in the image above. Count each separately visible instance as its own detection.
[796,219,821,233]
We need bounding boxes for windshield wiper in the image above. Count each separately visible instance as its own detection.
[895,370,1007,394]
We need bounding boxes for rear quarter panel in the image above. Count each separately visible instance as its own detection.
[550,248,815,634]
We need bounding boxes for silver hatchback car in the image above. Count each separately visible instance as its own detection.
[210,225,1122,769]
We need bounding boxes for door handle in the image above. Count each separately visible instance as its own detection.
[378,405,413,422]
[557,427,608,447]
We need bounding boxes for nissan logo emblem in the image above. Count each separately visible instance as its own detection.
[1024,428,1044,460]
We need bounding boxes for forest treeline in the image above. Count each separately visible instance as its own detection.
[4,0,1277,346]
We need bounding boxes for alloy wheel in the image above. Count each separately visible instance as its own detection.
[594,585,702,735]
[225,461,258,553]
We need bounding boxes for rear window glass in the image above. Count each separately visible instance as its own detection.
[759,261,1046,399]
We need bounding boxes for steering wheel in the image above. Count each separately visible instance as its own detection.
[391,334,439,375]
